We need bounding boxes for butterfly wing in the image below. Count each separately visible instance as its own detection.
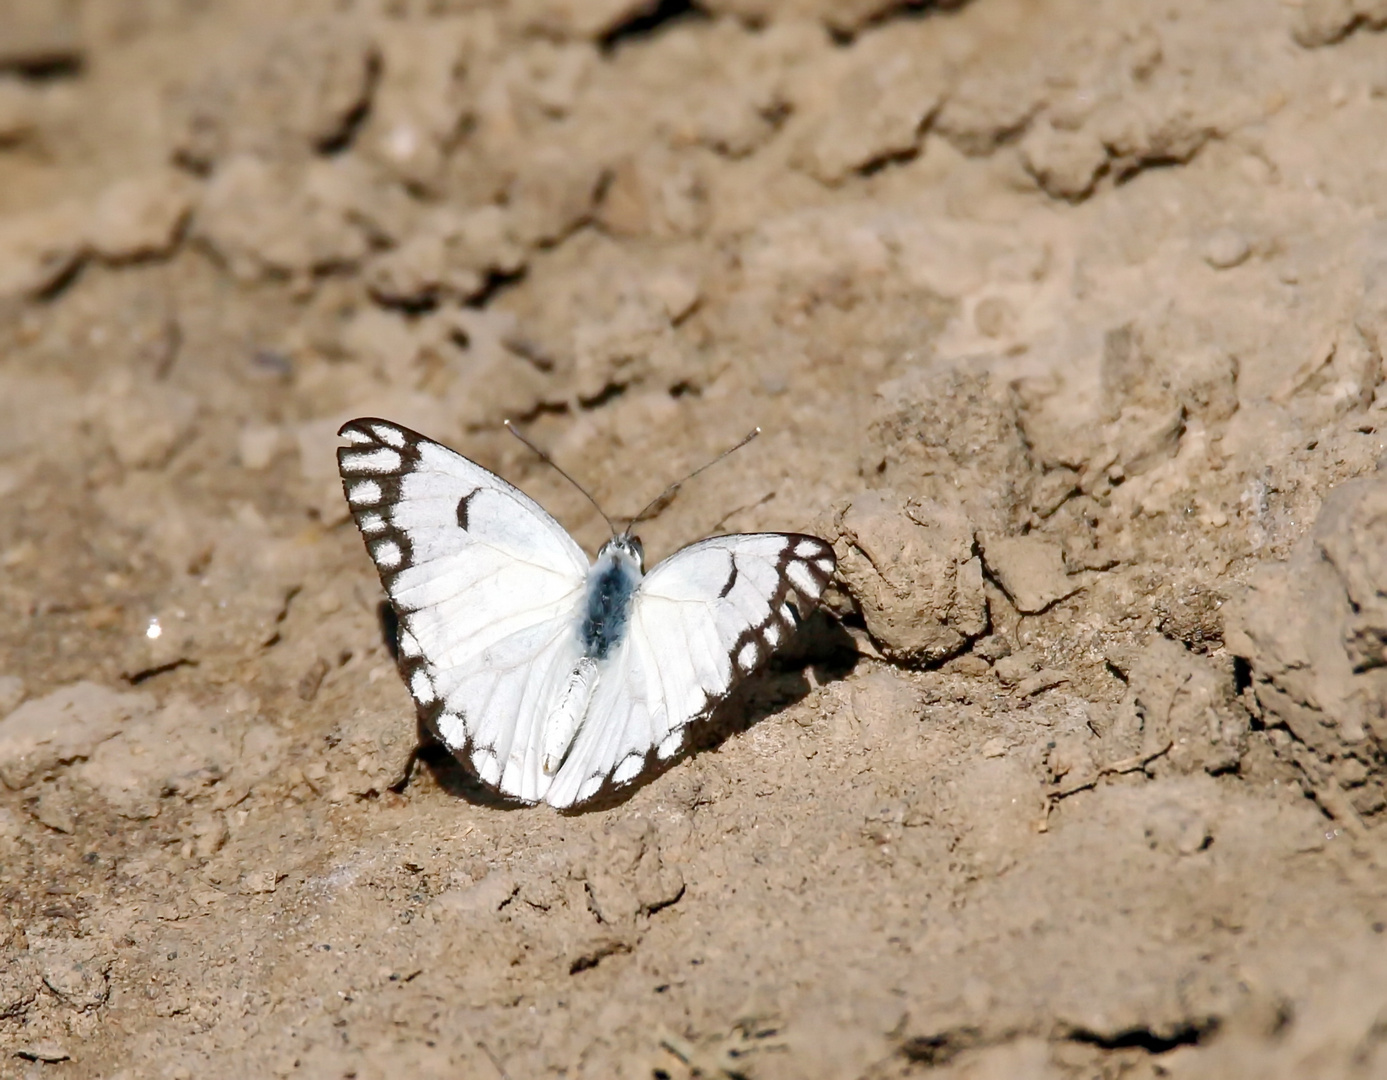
[545,533,836,808]
[337,418,590,804]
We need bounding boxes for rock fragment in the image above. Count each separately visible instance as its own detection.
[1226,473,1387,819]
[829,491,986,665]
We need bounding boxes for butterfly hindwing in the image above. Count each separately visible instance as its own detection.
[543,533,836,808]
[338,418,589,803]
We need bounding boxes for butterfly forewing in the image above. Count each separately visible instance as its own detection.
[543,533,836,808]
[338,418,589,803]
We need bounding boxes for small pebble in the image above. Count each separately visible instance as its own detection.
[1203,227,1250,270]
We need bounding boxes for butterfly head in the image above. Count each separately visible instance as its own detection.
[600,533,645,573]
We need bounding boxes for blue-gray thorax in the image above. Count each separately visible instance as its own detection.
[580,535,645,660]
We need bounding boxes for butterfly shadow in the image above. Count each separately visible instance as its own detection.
[385,605,860,813]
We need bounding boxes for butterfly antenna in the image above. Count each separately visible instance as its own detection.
[626,427,761,532]
[503,419,619,538]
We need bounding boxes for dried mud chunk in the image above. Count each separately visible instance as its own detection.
[366,205,525,305]
[582,819,684,928]
[1292,0,1387,47]
[506,143,605,246]
[0,201,86,300]
[33,940,110,1011]
[932,36,1049,156]
[0,683,154,791]
[1226,475,1387,818]
[192,155,378,280]
[980,534,1080,615]
[1020,121,1108,202]
[1024,315,1237,483]
[169,18,377,169]
[1090,92,1218,180]
[357,18,479,190]
[791,30,948,185]
[864,365,1031,533]
[0,952,39,1020]
[1104,315,1241,423]
[570,290,688,402]
[1113,637,1247,775]
[87,171,200,262]
[829,491,986,665]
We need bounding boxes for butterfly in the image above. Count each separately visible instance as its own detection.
[337,417,836,808]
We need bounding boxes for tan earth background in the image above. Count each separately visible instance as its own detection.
[3,0,1387,1076]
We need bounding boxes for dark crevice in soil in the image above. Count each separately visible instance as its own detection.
[316,53,379,156]
[900,1026,986,1066]
[2,56,83,81]
[1233,655,1252,695]
[578,382,628,410]
[125,658,197,685]
[465,266,529,311]
[1067,1020,1218,1054]
[600,0,707,52]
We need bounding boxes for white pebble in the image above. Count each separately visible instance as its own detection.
[1203,228,1250,270]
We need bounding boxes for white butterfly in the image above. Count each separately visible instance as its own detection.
[337,417,836,809]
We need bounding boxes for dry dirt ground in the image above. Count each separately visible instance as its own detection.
[4,0,1387,1077]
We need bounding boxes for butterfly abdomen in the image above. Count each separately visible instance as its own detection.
[544,657,598,775]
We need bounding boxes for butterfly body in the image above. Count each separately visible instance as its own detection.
[579,537,643,661]
[337,417,836,809]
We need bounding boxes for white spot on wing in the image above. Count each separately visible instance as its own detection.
[737,640,758,672]
[373,539,402,569]
[438,710,466,748]
[764,621,782,647]
[358,511,385,534]
[475,749,501,786]
[786,560,816,596]
[613,755,643,784]
[795,539,821,558]
[578,774,602,802]
[342,447,402,474]
[410,668,434,704]
[369,423,406,448]
[342,427,373,445]
[399,630,422,658]
[348,479,382,506]
[657,730,683,759]
[813,557,834,574]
